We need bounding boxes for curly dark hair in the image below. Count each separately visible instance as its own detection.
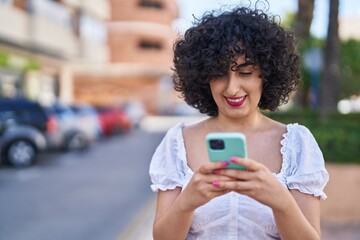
[172,3,300,116]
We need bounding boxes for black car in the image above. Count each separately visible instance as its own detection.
[0,107,46,167]
[0,98,87,152]
[0,98,50,133]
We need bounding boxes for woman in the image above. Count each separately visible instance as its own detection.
[149,3,329,239]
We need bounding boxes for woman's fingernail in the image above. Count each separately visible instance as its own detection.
[221,162,229,166]
[212,181,220,187]
[213,169,221,174]
[230,157,237,163]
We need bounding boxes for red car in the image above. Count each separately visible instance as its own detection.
[96,107,132,136]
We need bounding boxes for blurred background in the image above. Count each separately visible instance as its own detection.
[0,0,359,239]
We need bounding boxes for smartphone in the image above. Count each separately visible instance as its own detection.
[206,132,247,170]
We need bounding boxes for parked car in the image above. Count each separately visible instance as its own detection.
[121,101,146,128]
[0,97,51,133]
[43,101,89,151]
[96,107,132,136]
[71,103,102,142]
[0,98,87,152]
[0,109,46,167]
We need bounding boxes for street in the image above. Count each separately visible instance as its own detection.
[1,115,359,240]
[0,128,165,240]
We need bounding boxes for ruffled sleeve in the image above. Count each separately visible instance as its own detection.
[149,123,187,192]
[282,124,329,200]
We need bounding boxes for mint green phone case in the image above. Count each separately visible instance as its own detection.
[206,132,247,170]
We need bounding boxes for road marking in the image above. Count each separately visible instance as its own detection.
[116,196,156,240]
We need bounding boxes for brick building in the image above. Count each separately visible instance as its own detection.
[72,0,179,113]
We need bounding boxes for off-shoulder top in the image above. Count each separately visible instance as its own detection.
[149,123,329,240]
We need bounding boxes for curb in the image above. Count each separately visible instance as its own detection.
[116,196,156,240]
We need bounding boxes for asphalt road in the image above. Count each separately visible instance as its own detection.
[0,128,165,240]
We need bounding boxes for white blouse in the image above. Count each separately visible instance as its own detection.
[149,123,329,240]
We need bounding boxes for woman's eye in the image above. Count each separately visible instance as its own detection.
[239,72,252,75]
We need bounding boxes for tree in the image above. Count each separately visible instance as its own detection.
[319,0,340,117]
[294,0,315,41]
[294,0,315,108]
[340,40,360,98]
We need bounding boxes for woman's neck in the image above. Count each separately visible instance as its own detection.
[207,109,266,133]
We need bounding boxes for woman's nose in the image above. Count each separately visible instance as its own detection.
[225,73,240,96]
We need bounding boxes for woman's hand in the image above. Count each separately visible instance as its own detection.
[180,161,236,211]
[212,157,291,211]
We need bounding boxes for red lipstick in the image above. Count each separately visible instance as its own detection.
[224,96,247,107]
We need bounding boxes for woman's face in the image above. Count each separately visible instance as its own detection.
[209,55,262,119]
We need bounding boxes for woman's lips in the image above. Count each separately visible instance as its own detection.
[224,96,247,107]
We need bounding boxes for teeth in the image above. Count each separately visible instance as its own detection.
[226,97,245,102]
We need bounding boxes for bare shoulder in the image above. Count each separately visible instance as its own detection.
[264,116,287,133]
[183,119,209,140]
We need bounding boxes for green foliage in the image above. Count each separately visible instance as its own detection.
[280,12,296,30]
[266,111,360,164]
[0,50,39,71]
[295,38,360,108]
[281,10,360,104]
[340,39,360,98]
[0,51,9,67]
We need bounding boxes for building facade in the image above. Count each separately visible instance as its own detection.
[0,0,179,114]
[72,0,179,113]
[0,0,109,106]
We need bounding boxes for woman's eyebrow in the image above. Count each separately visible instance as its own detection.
[235,64,254,70]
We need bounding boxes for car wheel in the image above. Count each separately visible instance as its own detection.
[66,133,88,151]
[6,140,36,167]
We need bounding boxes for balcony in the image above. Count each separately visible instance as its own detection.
[0,2,79,59]
[0,4,30,45]
[29,0,78,58]
[30,14,78,58]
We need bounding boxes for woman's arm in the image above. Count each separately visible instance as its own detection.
[152,161,234,240]
[153,188,194,240]
[273,189,321,240]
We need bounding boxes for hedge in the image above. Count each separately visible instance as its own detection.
[266,111,360,164]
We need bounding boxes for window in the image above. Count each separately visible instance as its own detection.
[138,0,163,9]
[138,40,163,50]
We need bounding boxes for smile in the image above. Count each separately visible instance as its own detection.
[224,96,247,107]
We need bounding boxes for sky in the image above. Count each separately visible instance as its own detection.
[174,0,360,39]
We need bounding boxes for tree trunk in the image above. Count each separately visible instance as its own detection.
[320,0,340,118]
[294,0,315,108]
[294,0,315,41]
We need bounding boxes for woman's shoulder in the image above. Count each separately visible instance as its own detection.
[166,122,185,135]
[183,120,207,138]
[281,122,324,165]
[261,117,287,139]
[284,123,314,140]
[279,124,329,199]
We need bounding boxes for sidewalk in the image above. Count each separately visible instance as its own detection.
[116,196,156,240]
